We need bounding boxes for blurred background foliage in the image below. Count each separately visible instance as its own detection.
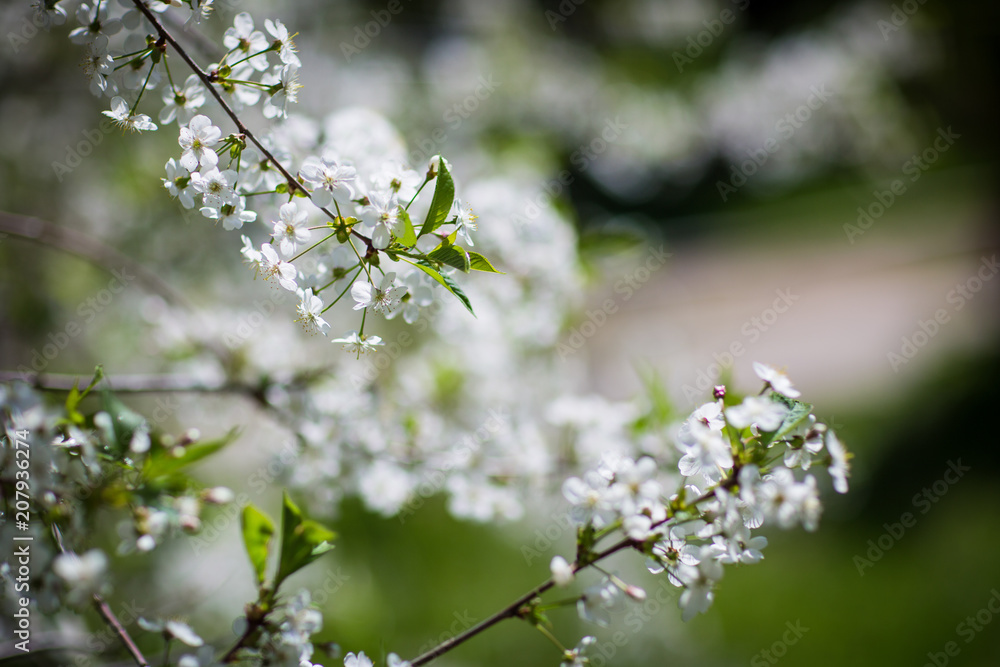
[1,0,999,665]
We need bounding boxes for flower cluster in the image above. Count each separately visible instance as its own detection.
[0,373,235,574]
[18,4,859,667]
[53,1,497,354]
[554,363,850,627]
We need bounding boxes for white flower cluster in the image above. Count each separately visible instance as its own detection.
[556,363,850,624]
[0,380,235,565]
[258,590,324,667]
[54,1,485,352]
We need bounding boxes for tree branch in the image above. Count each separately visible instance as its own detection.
[50,525,150,667]
[129,0,374,246]
[94,594,151,667]
[408,537,637,665]
[0,370,254,395]
[407,468,742,665]
[0,211,192,312]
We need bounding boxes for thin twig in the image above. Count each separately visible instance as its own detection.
[0,370,253,395]
[408,538,636,665]
[51,525,150,667]
[131,0,301,195]
[0,210,241,367]
[93,595,151,667]
[0,211,192,312]
[128,0,374,247]
[407,468,742,666]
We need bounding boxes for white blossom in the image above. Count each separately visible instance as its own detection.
[550,556,575,587]
[178,115,221,171]
[271,202,312,257]
[726,396,789,431]
[103,96,157,133]
[753,362,801,398]
[351,272,407,315]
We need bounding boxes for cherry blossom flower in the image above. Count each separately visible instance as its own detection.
[191,168,238,209]
[69,3,122,44]
[258,244,298,291]
[295,289,329,335]
[160,74,207,125]
[265,18,301,67]
[351,272,407,315]
[753,362,801,398]
[332,331,383,356]
[725,395,789,431]
[262,64,301,119]
[103,96,157,133]
[826,430,851,493]
[300,156,357,209]
[224,12,270,71]
[163,158,196,209]
[550,556,575,587]
[178,115,221,171]
[271,202,312,257]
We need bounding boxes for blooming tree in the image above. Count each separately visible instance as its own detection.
[0,2,852,667]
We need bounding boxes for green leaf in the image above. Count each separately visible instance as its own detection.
[63,366,104,426]
[412,261,475,317]
[100,391,147,456]
[759,396,814,448]
[418,158,455,236]
[144,427,239,479]
[276,491,337,587]
[633,366,674,430]
[397,208,418,247]
[427,243,470,272]
[467,251,503,274]
[241,504,275,586]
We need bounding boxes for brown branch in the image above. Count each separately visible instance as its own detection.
[50,525,150,667]
[0,210,243,370]
[0,211,193,312]
[129,0,373,246]
[408,538,636,666]
[94,595,151,667]
[407,467,744,665]
[0,370,256,395]
[131,0,301,194]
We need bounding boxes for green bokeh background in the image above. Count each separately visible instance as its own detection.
[1,0,999,665]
